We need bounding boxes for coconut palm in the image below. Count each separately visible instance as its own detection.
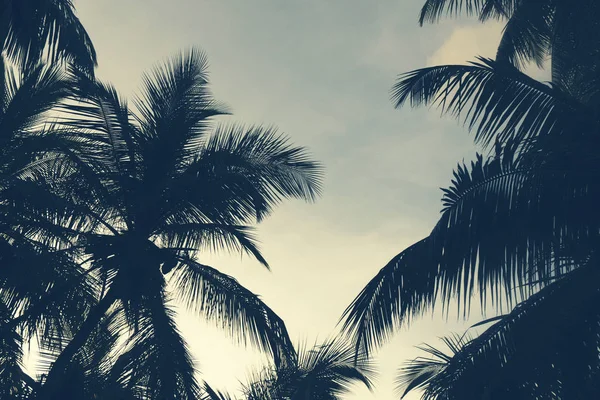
[0,54,99,398]
[35,306,157,400]
[398,263,600,399]
[395,333,469,399]
[342,14,600,400]
[343,55,600,347]
[417,0,600,76]
[203,338,375,400]
[0,0,97,73]
[34,48,322,399]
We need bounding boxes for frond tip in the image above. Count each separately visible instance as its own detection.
[243,337,376,400]
[391,58,590,148]
[171,257,297,368]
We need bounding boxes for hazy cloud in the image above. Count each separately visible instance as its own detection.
[427,21,504,66]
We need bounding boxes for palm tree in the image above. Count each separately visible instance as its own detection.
[395,333,469,399]
[35,48,323,399]
[417,0,600,74]
[1,0,97,73]
[342,6,600,399]
[397,263,600,399]
[0,54,98,398]
[342,55,599,343]
[36,306,159,399]
[203,338,375,400]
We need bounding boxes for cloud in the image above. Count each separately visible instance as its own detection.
[427,21,505,66]
[427,20,551,80]
[361,5,461,77]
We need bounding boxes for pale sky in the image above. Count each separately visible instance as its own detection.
[62,1,545,399]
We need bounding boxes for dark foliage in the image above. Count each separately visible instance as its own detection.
[343,0,600,398]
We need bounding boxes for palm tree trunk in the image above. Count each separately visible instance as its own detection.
[38,287,119,399]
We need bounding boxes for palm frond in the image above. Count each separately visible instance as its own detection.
[202,382,235,400]
[341,140,596,355]
[0,57,72,139]
[36,306,132,399]
[550,0,600,102]
[495,0,553,69]
[134,48,228,182]
[155,223,269,269]
[0,0,97,73]
[418,0,515,25]
[62,69,137,180]
[171,256,296,369]
[418,262,600,399]
[243,337,375,400]
[391,58,594,149]
[0,302,33,398]
[38,286,120,399]
[164,124,322,227]
[201,124,322,209]
[6,246,97,344]
[341,238,433,356]
[396,334,470,399]
[108,291,201,400]
[292,338,375,397]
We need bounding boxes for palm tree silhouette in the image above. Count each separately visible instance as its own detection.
[36,49,323,399]
[203,338,375,400]
[1,0,97,73]
[418,0,600,71]
[397,263,600,398]
[0,54,100,398]
[343,1,600,398]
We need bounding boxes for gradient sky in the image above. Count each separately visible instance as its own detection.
[64,1,545,399]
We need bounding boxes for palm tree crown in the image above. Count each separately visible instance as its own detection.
[343,1,600,398]
[0,54,102,399]
[203,338,375,400]
[23,48,323,399]
[1,0,97,73]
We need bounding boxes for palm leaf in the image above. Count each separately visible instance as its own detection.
[396,334,470,399]
[242,338,375,400]
[0,57,72,140]
[110,291,201,400]
[171,257,296,369]
[0,0,97,73]
[154,223,269,269]
[134,48,228,183]
[495,0,553,69]
[550,0,600,101]
[202,382,235,400]
[391,58,595,149]
[419,262,600,399]
[418,0,515,25]
[197,124,322,218]
[341,140,597,355]
[0,302,32,398]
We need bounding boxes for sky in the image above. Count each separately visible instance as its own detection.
[61,1,545,399]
